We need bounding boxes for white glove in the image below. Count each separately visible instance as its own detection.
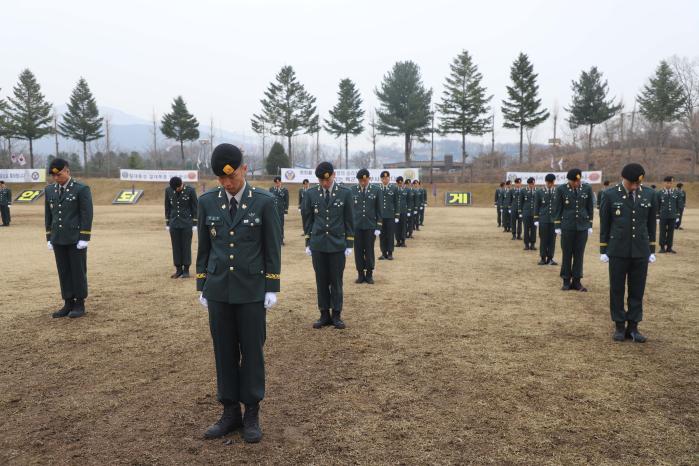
[649,254,656,264]
[588,228,593,235]
[76,240,89,250]
[199,293,208,309]
[555,228,562,235]
[47,241,53,251]
[508,209,512,214]
[165,226,170,231]
[192,226,197,232]
[407,213,411,217]
[518,214,522,218]
[534,221,539,227]
[264,292,277,309]
[344,248,352,257]
[305,246,312,256]
[600,253,609,263]
[374,229,381,236]
[394,218,399,223]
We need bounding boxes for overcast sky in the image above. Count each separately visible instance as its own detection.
[2,0,697,151]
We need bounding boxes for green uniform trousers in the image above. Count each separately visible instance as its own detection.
[169,227,193,267]
[0,205,9,225]
[354,229,376,272]
[608,256,648,323]
[538,222,556,261]
[207,300,266,405]
[380,218,395,256]
[559,229,588,279]
[311,250,345,312]
[658,219,675,250]
[53,244,88,300]
[522,215,536,247]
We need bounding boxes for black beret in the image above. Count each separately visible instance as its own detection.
[396,176,404,183]
[527,177,535,184]
[505,180,511,185]
[545,173,556,182]
[169,176,182,190]
[49,158,68,174]
[404,178,411,184]
[621,163,645,183]
[499,182,505,187]
[412,180,419,184]
[302,179,309,184]
[514,178,522,183]
[380,170,390,178]
[650,185,657,189]
[315,161,334,179]
[356,168,370,180]
[566,168,582,181]
[273,176,281,182]
[211,143,243,176]
[663,176,674,182]
[677,182,683,188]
[603,180,610,186]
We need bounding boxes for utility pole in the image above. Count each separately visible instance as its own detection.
[429,108,435,184]
[105,115,111,177]
[53,112,60,158]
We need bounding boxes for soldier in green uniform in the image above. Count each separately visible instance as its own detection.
[196,144,281,443]
[554,168,594,291]
[378,170,399,260]
[395,176,408,247]
[0,180,11,226]
[508,178,523,240]
[269,176,289,245]
[597,180,610,209]
[600,163,657,342]
[534,174,558,266]
[45,158,93,319]
[165,176,198,278]
[411,180,421,231]
[656,176,680,253]
[676,182,686,229]
[418,180,427,227]
[495,182,504,227]
[298,178,310,233]
[501,180,512,233]
[521,177,537,250]
[404,178,415,239]
[302,162,354,329]
[350,169,382,284]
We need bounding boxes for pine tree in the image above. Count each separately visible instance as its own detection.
[566,67,622,168]
[266,141,290,175]
[375,61,432,162]
[437,51,492,169]
[324,78,365,168]
[5,69,53,168]
[58,77,104,176]
[0,93,15,153]
[257,66,317,165]
[501,53,549,164]
[160,96,200,163]
[637,60,686,154]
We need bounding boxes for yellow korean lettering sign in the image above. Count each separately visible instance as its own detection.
[445,192,472,206]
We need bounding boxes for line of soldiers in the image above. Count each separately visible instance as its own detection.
[300,165,428,330]
[494,164,687,343]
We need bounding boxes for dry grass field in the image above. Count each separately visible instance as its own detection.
[0,201,697,465]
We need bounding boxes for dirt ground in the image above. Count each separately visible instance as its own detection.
[0,203,697,465]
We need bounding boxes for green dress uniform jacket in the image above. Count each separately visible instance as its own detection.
[379,183,399,219]
[196,184,282,304]
[350,184,383,230]
[553,182,594,231]
[656,188,680,220]
[534,186,557,261]
[302,183,355,253]
[45,178,93,245]
[599,184,657,324]
[165,185,198,228]
[521,188,537,217]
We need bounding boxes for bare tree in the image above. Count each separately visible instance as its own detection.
[670,56,699,176]
[367,110,378,168]
[104,114,112,177]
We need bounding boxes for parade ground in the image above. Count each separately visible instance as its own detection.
[1,204,697,465]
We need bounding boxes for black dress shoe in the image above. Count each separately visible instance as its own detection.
[170,267,183,278]
[387,254,394,260]
[181,266,190,278]
[523,246,530,250]
[243,404,262,443]
[355,272,365,284]
[313,310,332,329]
[204,403,243,439]
[331,310,346,329]
[613,322,626,342]
[68,299,86,318]
[378,255,386,260]
[365,272,374,284]
[626,322,647,343]
[667,249,677,254]
[537,259,547,265]
[561,279,571,291]
[549,260,558,266]
[52,299,73,318]
[571,279,587,292]
[658,248,666,254]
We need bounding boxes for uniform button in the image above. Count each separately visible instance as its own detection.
[229,243,234,247]
[326,224,329,227]
[632,227,635,230]
[229,254,234,259]
[326,232,329,235]
[230,231,234,236]
[229,266,234,271]
[632,234,635,238]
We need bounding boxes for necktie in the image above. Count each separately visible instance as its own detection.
[324,189,330,205]
[229,197,238,219]
[59,186,65,197]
